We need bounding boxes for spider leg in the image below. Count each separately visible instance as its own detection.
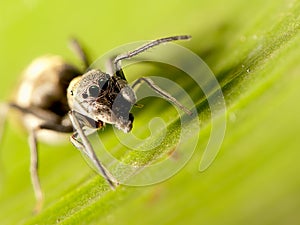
[0,103,9,146]
[28,127,43,213]
[69,38,90,71]
[70,131,90,157]
[132,77,192,115]
[69,110,118,189]
[7,103,74,213]
[9,103,63,123]
[112,35,191,79]
[29,122,74,213]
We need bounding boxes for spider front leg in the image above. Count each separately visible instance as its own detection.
[109,35,192,115]
[112,35,191,78]
[132,77,192,115]
[68,110,118,189]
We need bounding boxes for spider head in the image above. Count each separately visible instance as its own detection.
[67,69,136,133]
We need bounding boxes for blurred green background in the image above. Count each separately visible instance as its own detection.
[1,0,300,224]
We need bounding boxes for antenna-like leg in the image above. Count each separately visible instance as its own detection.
[132,77,192,115]
[113,35,191,79]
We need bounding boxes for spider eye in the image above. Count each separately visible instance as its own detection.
[98,75,110,90]
[82,93,88,99]
[88,85,100,97]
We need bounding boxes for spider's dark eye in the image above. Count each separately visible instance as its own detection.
[98,75,110,90]
[99,80,109,91]
[88,85,100,97]
[82,93,88,99]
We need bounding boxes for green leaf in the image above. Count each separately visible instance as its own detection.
[1,0,300,224]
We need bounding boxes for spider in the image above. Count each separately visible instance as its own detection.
[1,35,192,212]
